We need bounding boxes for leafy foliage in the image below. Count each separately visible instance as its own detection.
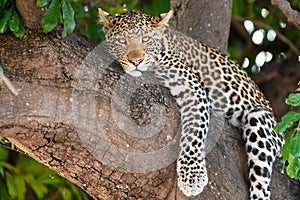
[37,0,76,38]
[0,0,170,39]
[36,0,169,39]
[73,0,169,41]
[0,0,24,37]
[0,139,92,200]
[61,0,76,37]
[290,0,300,11]
[72,3,105,41]
[274,83,300,179]
[39,0,61,33]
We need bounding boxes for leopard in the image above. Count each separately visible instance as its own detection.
[98,8,284,200]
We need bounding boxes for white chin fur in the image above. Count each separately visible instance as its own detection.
[126,70,142,77]
[137,65,148,71]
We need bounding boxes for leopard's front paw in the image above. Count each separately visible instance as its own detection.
[177,159,208,196]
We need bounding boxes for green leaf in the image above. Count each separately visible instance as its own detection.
[282,129,300,179]
[289,131,300,157]
[41,0,61,33]
[286,155,300,179]
[61,0,75,37]
[0,177,10,200]
[0,161,19,174]
[274,111,300,133]
[0,167,3,177]
[36,0,51,7]
[286,93,300,106]
[38,173,63,185]
[6,174,26,200]
[24,175,49,199]
[281,129,294,161]
[60,187,72,200]
[8,10,25,37]
[0,146,9,161]
[67,181,82,199]
[0,8,13,33]
[14,176,26,200]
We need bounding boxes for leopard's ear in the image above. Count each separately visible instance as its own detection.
[155,10,173,27]
[98,8,112,27]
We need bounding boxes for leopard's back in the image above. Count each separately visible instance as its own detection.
[165,30,272,116]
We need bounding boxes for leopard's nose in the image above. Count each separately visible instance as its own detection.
[129,58,144,67]
[127,49,145,67]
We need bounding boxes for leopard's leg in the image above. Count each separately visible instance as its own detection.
[241,109,283,200]
[176,94,210,196]
[151,55,210,196]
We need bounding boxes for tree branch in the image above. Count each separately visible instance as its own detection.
[0,30,179,199]
[271,0,300,29]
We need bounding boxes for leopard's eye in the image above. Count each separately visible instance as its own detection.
[142,36,152,43]
[117,38,127,44]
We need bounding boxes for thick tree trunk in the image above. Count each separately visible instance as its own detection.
[171,0,232,52]
[0,0,299,200]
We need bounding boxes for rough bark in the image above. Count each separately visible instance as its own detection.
[0,0,299,200]
[170,0,232,52]
[0,29,180,199]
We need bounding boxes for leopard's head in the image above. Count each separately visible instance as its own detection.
[98,8,173,77]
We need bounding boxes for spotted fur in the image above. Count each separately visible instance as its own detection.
[98,9,284,199]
